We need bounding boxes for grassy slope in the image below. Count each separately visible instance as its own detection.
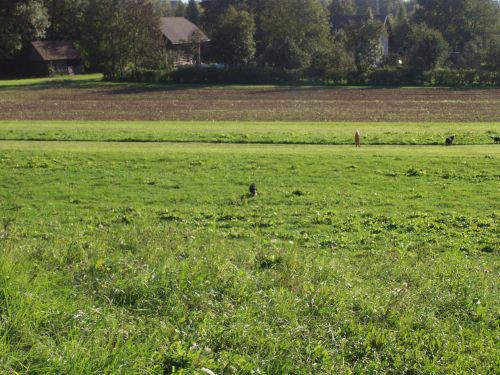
[0,74,442,89]
[0,120,499,144]
[0,142,498,373]
[0,74,104,87]
[0,77,498,372]
[1,74,497,90]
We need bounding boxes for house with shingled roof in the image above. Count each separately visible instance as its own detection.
[27,41,83,76]
[160,17,210,66]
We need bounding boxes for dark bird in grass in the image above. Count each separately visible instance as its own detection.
[445,135,455,145]
[490,136,500,144]
[249,183,257,197]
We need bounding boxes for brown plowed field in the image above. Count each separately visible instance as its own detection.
[1,83,498,121]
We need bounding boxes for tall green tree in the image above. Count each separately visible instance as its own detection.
[259,0,332,69]
[43,0,88,41]
[82,0,163,76]
[186,0,202,25]
[328,0,356,16]
[174,1,187,16]
[200,0,246,31]
[212,5,255,65]
[151,0,173,16]
[414,0,500,50]
[345,8,384,73]
[406,23,448,71]
[0,0,50,58]
[485,38,499,70]
[355,0,402,15]
[309,37,355,80]
[390,1,410,55]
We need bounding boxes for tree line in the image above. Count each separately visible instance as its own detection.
[1,0,499,83]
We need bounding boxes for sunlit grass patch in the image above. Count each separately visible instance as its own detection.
[0,141,498,373]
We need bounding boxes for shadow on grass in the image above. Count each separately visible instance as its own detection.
[97,83,217,95]
[1,74,495,94]
[0,76,105,90]
[0,76,218,94]
[248,85,498,95]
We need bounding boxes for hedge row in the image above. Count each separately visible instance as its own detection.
[170,66,300,84]
[364,68,499,87]
[111,66,499,87]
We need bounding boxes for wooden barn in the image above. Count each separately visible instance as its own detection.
[27,41,83,76]
[160,17,210,66]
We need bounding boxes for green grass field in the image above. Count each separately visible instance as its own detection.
[0,121,499,145]
[0,76,499,373]
[0,73,104,88]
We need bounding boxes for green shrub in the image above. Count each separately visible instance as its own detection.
[431,69,499,87]
[367,68,412,86]
[104,65,499,87]
[106,68,170,83]
[170,66,301,84]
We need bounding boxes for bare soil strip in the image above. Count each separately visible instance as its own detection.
[1,84,498,122]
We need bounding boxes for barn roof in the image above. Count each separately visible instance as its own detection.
[160,17,209,45]
[30,41,82,61]
[331,15,389,30]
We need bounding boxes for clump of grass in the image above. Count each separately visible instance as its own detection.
[406,167,426,176]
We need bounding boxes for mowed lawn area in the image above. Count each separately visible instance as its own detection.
[0,76,499,373]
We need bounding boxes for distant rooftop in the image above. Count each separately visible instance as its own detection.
[30,41,82,61]
[160,17,209,45]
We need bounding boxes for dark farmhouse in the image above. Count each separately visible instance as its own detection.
[27,41,83,76]
[331,15,391,57]
[160,17,210,66]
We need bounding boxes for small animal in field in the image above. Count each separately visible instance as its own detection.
[445,135,455,145]
[490,136,500,144]
[354,130,361,147]
[249,183,257,197]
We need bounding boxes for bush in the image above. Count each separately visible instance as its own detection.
[105,65,499,88]
[170,65,301,84]
[367,68,412,86]
[363,68,499,87]
[478,71,499,87]
[106,68,170,83]
[406,24,448,72]
[431,69,499,87]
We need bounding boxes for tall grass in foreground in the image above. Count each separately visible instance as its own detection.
[0,144,498,373]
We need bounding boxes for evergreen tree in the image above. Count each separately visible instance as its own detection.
[200,0,246,31]
[152,0,173,16]
[186,0,201,25]
[345,8,385,73]
[328,0,356,16]
[355,0,402,15]
[390,1,410,55]
[174,1,187,16]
